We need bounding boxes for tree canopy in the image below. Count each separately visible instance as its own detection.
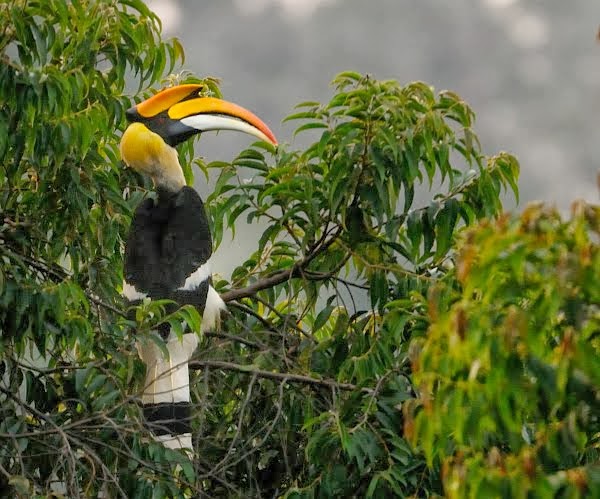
[1,1,598,498]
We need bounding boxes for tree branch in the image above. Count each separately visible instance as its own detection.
[203,330,260,349]
[188,359,373,394]
[221,227,342,303]
[221,267,298,303]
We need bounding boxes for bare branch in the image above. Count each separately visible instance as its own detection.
[212,373,258,472]
[249,294,314,340]
[189,359,373,394]
[203,378,287,479]
[203,330,260,349]
[220,267,299,303]
[221,227,342,303]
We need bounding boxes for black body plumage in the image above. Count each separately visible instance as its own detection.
[124,186,212,325]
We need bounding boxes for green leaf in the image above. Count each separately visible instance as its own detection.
[283,111,319,122]
[294,100,320,108]
[366,475,381,498]
[86,373,108,394]
[335,71,363,82]
[434,197,459,260]
[406,211,421,260]
[370,270,389,309]
[180,305,202,334]
[293,122,328,137]
[180,459,195,483]
[313,305,334,333]
[422,208,435,256]
[172,37,186,65]
[93,390,120,410]
[31,23,48,63]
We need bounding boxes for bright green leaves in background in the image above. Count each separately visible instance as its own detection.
[1,1,598,498]
[211,73,520,301]
[412,202,600,498]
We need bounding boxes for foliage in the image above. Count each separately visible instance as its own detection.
[0,1,597,498]
[0,1,197,497]
[412,202,600,498]
[203,71,520,498]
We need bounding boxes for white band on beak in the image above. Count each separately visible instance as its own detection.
[180,115,271,143]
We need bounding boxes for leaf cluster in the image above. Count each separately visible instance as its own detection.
[200,72,519,497]
[412,202,600,498]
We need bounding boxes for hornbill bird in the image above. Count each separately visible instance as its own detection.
[119,84,277,450]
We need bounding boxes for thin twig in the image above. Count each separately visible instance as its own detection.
[214,373,257,470]
[249,294,314,340]
[2,244,127,317]
[0,385,80,497]
[202,379,287,479]
[188,359,372,394]
[226,301,278,332]
[88,294,127,318]
[203,330,260,349]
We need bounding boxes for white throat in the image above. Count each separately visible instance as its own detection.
[152,144,186,193]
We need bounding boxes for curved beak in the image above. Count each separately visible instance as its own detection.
[125,84,277,147]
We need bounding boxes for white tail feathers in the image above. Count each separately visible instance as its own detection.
[137,333,199,406]
[135,286,226,450]
[201,285,227,332]
[157,432,194,450]
[136,333,198,450]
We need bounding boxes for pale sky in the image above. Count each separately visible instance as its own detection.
[149,0,549,50]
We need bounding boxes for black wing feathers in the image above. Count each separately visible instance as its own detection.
[124,187,212,303]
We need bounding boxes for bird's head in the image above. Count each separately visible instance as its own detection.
[120,84,277,194]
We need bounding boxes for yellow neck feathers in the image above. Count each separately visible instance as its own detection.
[120,123,185,194]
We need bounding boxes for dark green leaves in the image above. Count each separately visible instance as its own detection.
[434,197,459,259]
[201,71,523,496]
[0,2,191,497]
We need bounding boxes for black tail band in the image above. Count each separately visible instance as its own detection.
[143,402,192,436]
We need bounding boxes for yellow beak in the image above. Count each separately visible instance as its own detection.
[126,84,277,147]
